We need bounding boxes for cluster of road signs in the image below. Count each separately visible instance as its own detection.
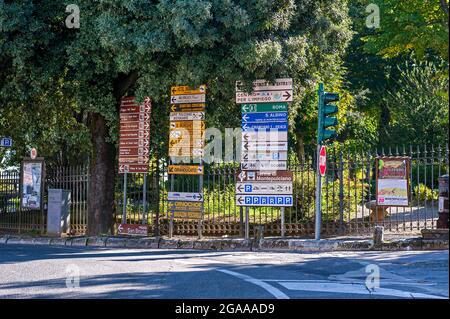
[169,85,206,164]
[0,137,12,147]
[118,97,152,173]
[168,85,206,221]
[235,78,294,207]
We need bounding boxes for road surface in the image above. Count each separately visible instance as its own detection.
[0,244,448,299]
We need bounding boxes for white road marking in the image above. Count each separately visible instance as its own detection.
[278,281,447,299]
[217,269,290,300]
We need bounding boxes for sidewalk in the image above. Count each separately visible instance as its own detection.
[0,234,447,252]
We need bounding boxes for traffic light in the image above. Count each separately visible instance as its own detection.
[317,83,339,144]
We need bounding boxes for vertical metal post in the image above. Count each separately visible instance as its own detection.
[239,206,244,237]
[315,144,322,240]
[339,151,344,234]
[245,207,250,240]
[169,174,174,238]
[198,163,204,239]
[122,172,127,224]
[142,173,147,224]
[280,207,285,237]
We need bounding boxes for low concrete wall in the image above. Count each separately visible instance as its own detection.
[1,235,447,252]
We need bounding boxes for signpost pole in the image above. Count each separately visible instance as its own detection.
[315,144,322,240]
[245,207,250,240]
[198,170,203,239]
[142,173,147,224]
[280,207,285,237]
[169,174,174,238]
[122,172,128,225]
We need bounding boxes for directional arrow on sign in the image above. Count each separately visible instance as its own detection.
[282,91,291,100]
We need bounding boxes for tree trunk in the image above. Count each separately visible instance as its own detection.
[86,113,116,236]
[296,133,306,160]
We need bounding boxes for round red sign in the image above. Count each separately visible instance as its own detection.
[30,148,37,159]
[319,146,327,177]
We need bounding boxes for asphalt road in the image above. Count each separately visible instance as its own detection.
[0,244,448,299]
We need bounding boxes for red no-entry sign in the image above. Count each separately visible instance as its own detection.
[319,146,327,177]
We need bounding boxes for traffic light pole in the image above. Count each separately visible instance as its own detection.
[315,143,322,240]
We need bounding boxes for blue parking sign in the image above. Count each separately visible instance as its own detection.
[285,196,292,205]
[261,197,268,205]
[253,196,260,204]
[245,185,252,192]
[245,197,252,205]
[277,197,284,205]
[0,138,12,147]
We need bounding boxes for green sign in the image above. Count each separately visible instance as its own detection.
[241,102,288,113]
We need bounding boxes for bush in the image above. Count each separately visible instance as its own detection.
[413,183,438,202]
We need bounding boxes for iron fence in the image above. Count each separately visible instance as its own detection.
[0,144,448,237]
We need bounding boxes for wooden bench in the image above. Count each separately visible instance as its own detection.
[365,200,389,222]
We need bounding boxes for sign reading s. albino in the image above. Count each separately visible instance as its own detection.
[376,157,411,206]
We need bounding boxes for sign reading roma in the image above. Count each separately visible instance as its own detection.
[376,157,411,207]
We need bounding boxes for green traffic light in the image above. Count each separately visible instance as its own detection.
[324,105,338,115]
[324,92,339,103]
[324,117,338,127]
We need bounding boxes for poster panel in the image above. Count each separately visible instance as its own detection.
[376,157,410,206]
[20,159,44,210]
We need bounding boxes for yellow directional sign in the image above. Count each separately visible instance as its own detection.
[172,211,202,219]
[169,138,204,148]
[170,121,205,130]
[171,85,206,96]
[168,201,202,212]
[170,104,205,112]
[168,165,204,175]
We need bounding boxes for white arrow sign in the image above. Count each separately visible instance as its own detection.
[236,195,293,207]
[241,151,288,161]
[236,90,293,104]
[236,182,293,195]
[170,112,205,121]
[236,78,293,92]
[240,161,287,171]
[241,141,288,151]
[168,192,204,202]
[171,94,206,104]
[242,131,288,142]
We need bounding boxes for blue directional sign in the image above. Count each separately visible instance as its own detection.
[236,195,293,207]
[0,138,12,147]
[242,122,288,132]
[241,112,288,123]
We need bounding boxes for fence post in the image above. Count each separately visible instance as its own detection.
[142,173,147,224]
[239,206,244,237]
[280,207,285,237]
[245,207,250,240]
[339,151,344,234]
[122,172,127,225]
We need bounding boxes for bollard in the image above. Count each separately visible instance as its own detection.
[438,175,449,229]
[254,225,265,248]
[373,226,384,247]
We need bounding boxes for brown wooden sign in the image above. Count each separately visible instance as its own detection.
[118,96,151,174]
[117,223,148,236]
[236,170,293,182]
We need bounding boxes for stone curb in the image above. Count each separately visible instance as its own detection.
[1,235,448,252]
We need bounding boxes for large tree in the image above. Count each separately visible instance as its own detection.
[1,0,352,235]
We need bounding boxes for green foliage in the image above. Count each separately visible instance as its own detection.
[1,0,354,167]
[413,183,439,201]
[363,0,449,60]
[385,57,449,145]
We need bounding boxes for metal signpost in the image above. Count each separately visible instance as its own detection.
[168,85,206,238]
[118,96,152,235]
[236,79,294,238]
